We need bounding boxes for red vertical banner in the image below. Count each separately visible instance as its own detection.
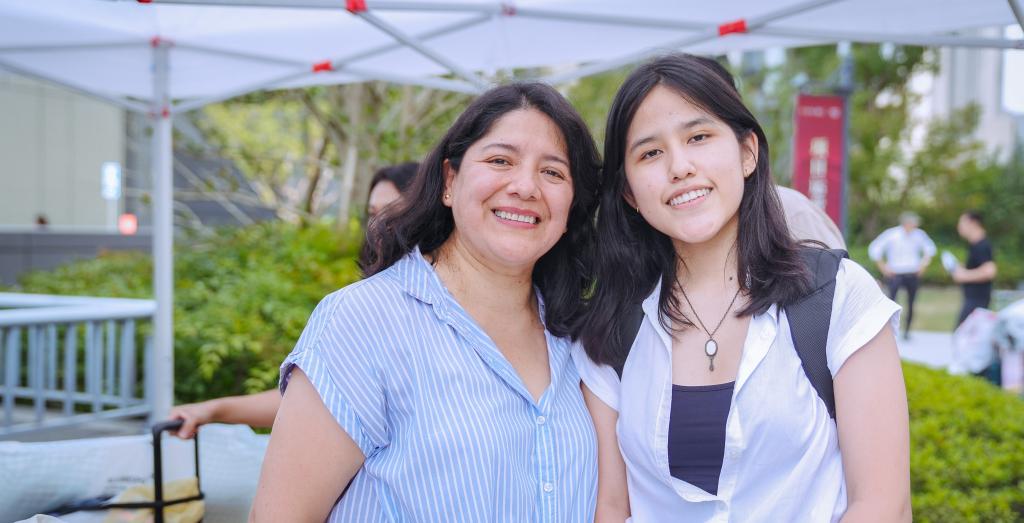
[792,93,846,231]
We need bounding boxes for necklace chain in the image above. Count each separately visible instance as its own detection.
[679,285,741,340]
[678,282,742,371]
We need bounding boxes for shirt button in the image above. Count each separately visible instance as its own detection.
[542,482,554,493]
[727,448,742,459]
[536,415,547,425]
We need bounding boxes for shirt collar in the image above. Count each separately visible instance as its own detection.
[391,245,549,323]
[389,245,445,307]
[389,245,562,409]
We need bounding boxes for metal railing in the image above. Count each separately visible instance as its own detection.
[0,293,156,437]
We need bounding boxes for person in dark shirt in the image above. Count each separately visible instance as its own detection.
[952,210,997,326]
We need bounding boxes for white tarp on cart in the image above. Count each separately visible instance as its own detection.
[1,424,268,523]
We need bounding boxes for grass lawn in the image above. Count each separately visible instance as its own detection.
[879,284,983,332]
[894,286,963,332]
[886,284,1022,332]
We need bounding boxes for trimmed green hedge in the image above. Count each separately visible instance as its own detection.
[905,363,1024,521]
[8,223,1024,519]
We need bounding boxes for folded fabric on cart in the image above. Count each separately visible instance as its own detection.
[1,424,268,523]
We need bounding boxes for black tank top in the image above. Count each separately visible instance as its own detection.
[668,381,735,495]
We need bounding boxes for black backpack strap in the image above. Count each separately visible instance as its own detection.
[611,302,645,378]
[785,247,847,420]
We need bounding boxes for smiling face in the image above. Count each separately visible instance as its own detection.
[623,85,757,250]
[442,108,574,272]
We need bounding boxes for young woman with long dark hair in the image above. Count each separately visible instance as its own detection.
[574,54,911,522]
[252,83,601,522]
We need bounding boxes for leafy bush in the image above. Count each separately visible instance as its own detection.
[10,225,1024,520]
[13,222,363,403]
[905,363,1024,522]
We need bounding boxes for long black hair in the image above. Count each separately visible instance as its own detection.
[579,53,811,366]
[361,83,601,338]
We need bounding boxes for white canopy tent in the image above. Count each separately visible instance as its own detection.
[2,0,1021,422]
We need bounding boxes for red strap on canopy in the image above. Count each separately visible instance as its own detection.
[718,19,748,36]
[312,60,335,73]
[346,0,367,13]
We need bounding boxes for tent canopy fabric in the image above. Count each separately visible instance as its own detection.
[2,0,1022,110]
[1,0,1021,424]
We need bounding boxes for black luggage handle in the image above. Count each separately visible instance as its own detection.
[66,419,205,523]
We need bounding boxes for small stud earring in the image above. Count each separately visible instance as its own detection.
[444,193,450,200]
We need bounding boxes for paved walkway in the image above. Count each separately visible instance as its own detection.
[897,330,954,370]
[2,409,145,443]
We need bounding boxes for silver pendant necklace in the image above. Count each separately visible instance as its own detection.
[679,284,742,372]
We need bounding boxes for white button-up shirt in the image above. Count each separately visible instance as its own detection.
[573,259,900,522]
[868,226,937,274]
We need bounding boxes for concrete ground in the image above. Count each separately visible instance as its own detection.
[897,330,954,369]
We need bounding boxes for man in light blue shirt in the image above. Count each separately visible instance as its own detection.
[868,211,936,339]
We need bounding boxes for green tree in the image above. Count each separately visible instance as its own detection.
[564,67,631,148]
[193,84,470,225]
[736,44,936,244]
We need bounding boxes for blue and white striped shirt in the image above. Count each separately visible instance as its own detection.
[280,247,597,522]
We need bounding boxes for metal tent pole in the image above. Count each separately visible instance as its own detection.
[1010,0,1024,32]
[352,10,489,90]
[754,26,1024,50]
[0,58,150,113]
[173,13,490,113]
[341,67,483,93]
[150,39,174,423]
[144,0,489,11]
[542,0,841,85]
[142,0,490,89]
[838,41,853,238]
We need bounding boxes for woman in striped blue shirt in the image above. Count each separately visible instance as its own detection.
[251,83,601,522]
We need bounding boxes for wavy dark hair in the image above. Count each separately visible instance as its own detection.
[360,82,601,338]
[579,53,811,366]
[369,162,418,195]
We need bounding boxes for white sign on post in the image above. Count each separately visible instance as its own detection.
[101,161,122,201]
[102,161,122,231]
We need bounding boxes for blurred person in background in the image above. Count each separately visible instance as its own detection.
[952,210,997,325]
[952,210,999,384]
[167,162,417,439]
[869,211,936,339]
[366,162,418,219]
